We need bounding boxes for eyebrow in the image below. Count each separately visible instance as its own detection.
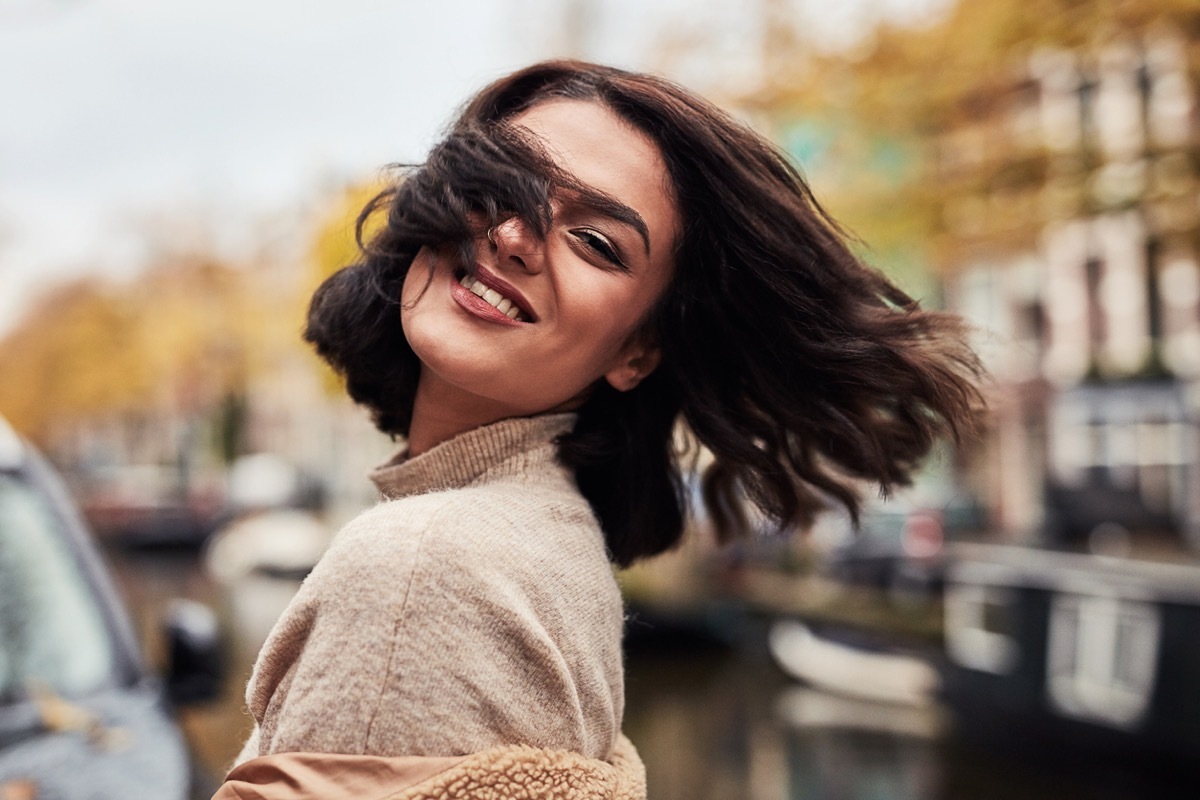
[505,120,654,256]
[564,185,652,257]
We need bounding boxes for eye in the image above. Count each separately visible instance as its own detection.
[572,228,627,270]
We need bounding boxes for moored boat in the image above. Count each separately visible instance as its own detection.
[942,542,1200,762]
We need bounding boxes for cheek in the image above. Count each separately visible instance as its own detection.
[555,265,666,346]
[556,285,639,353]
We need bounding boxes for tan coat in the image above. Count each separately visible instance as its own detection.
[214,734,646,800]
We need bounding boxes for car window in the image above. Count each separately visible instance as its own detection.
[0,471,116,700]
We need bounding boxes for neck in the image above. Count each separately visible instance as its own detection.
[407,369,522,457]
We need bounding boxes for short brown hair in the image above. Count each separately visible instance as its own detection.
[305,60,983,567]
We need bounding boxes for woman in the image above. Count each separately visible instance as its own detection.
[215,60,980,799]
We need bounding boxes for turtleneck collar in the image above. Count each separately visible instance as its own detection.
[369,413,577,501]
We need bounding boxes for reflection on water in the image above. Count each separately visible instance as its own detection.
[624,646,945,800]
[625,645,1186,800]
[103,547,1179,799]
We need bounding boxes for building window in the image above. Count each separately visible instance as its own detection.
[1085,256,1106,352]
[1077,70,1100,150]
[1046,592,1160,729]
[1136,59,1153,137]
[1146,237,1163,343]
[945,584,1019,674]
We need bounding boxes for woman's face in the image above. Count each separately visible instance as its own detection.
[400,98,679,421]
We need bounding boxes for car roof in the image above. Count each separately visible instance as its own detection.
[0,416,25,470]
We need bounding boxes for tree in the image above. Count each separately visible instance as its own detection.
[302,180,387,394]
[743,0,1200,276]
[0,257,259,446]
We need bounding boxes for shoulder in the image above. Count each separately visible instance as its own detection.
[318,479,607,572]
[390,481,621,618]
[301,476,621,625]
[297,494,454,597]
[424,480,607,568]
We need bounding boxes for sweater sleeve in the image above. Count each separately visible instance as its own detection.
[244,491,622,761]
[359,495,621,759]
[244,503,429,758]
[229,723,261,772]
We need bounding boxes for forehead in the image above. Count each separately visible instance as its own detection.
[510,99,679,257]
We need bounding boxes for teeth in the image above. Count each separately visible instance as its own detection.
[459,273,527,321]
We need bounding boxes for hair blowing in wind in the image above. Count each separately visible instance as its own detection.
[305,60,984,567]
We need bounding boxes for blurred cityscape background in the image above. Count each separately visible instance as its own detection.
[2,0,1199,798]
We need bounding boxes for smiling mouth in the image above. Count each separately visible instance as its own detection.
[455,270,531,322]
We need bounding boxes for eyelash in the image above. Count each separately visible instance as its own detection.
[572,229,627,270]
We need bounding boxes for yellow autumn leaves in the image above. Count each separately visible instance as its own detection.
[0,181,385,445]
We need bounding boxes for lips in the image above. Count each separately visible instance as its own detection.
[456,265,536,323]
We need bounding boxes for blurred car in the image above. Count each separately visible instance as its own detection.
[0,418,222,799]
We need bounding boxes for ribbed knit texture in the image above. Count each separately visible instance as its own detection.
[235,413,624,765]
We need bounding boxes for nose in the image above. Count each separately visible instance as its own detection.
[488,217,544,274]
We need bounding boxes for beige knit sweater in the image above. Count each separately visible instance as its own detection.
[234,413,625,765]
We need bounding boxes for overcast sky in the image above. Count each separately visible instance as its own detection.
[0,0,944,333]
[0,0,533,329]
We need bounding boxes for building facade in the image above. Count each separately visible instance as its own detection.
[941,25,1200,549]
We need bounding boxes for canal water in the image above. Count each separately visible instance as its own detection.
[103,546,1180,800]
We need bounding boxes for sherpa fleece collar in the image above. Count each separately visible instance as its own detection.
[213,734,646,800]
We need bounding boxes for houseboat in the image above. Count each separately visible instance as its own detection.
[942,542,1200,763]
